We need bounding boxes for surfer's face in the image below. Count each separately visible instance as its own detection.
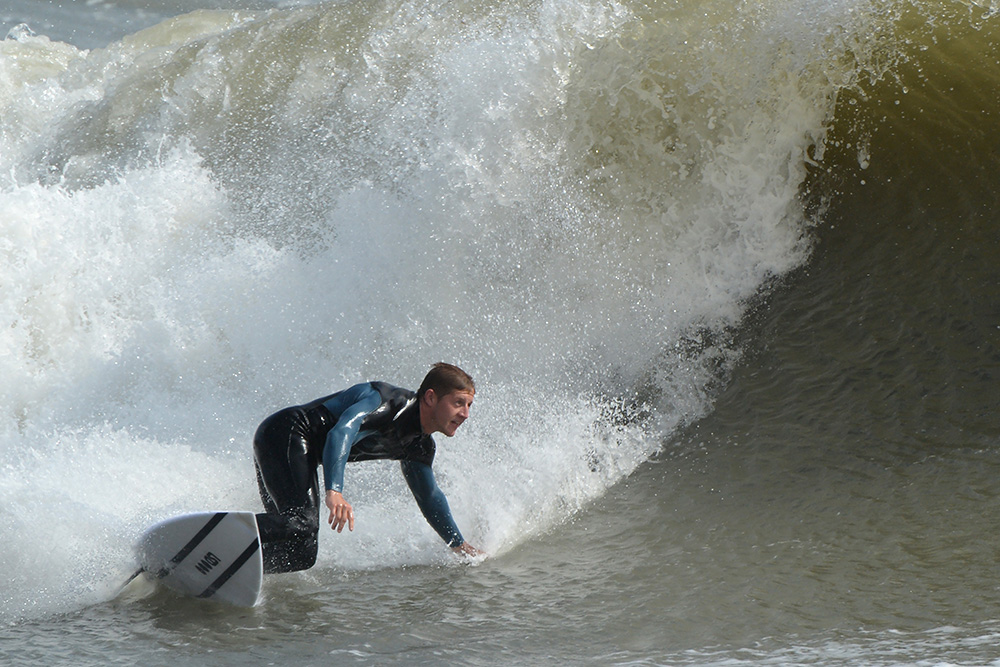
[421,389,474,437]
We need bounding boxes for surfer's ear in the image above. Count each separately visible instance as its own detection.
[421,388,438,407]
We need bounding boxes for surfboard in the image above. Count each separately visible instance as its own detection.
[134,511,263,607]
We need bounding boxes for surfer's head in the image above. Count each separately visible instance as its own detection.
[418,362,475,401]
[418,363,475,437]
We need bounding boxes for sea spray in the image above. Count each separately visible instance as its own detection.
[0,0,882,621]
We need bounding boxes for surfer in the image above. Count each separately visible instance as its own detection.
[252,362,483,573]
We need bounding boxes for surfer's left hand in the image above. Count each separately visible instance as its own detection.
[325,490,355,532]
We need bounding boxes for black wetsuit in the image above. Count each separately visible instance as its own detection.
[253,381,465,574]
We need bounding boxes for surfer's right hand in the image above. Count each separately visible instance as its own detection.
[451,542,485,559]
[325,490,355,533]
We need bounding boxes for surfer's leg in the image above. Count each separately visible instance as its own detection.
[253,408,321,573]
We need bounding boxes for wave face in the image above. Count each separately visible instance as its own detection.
[0,0,996,625]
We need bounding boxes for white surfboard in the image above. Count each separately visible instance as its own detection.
[135,511,263,607]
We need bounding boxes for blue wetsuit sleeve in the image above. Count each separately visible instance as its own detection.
[400,460,465,547]
[321,385,381,493]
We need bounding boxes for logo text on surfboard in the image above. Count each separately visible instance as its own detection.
[195,551,221,575]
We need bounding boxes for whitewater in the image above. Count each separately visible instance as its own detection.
[1,0,999,664]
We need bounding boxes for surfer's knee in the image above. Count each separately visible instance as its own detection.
[297,537,319,570]
[258,507,320,574]
[262,538,318,574]
[285,507,319,537]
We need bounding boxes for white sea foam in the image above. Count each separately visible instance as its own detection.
[0,0,874,620]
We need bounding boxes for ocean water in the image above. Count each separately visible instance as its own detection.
[1,0,998,664]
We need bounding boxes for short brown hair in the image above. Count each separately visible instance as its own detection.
[417,362,475,399]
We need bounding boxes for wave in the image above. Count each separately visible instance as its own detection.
[0,0,996,622]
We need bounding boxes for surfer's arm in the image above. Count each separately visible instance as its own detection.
[321,385,381,533]
[401,459,475,551]
[321,384,381,493]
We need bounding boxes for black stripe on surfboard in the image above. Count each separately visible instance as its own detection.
[197,538,261,600]
[153,512,228,578]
